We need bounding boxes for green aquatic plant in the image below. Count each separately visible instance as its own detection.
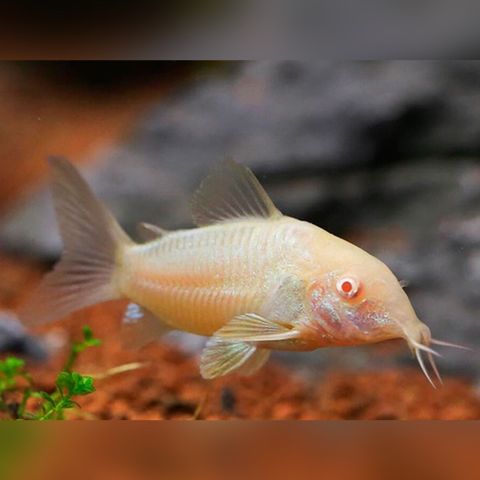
[64,325,102,372]
[29,370,96,420]
[0,325,100,420]
[0,356,32,416]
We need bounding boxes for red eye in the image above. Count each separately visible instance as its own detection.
[336,276,360,298]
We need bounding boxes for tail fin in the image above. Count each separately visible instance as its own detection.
[18,157,133,326]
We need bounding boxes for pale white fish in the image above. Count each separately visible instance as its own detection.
[19,158,467,384]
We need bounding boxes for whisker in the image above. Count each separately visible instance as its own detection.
[431,339,472,351]
[416,349,436,389]
[427,351,443,386]
[411,341,442,358]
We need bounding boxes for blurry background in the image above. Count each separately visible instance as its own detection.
[1,61,480,419]
[2,0,480,58]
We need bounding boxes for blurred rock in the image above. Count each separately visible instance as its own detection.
[0,62,451,250]
[2,61,480,377]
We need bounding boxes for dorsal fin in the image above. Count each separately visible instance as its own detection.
[190,160,282,227]
[136,222,169,243]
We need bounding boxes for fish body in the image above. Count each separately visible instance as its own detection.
[121,219,306,337]
[19,158,458,384]
[120,218,413,347]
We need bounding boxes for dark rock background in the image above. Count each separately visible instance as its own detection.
[2,61,480,379]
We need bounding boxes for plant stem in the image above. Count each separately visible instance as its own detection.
[63,347,79,373]
[17,389,31,419]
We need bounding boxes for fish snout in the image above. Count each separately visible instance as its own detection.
[404,322,432,353]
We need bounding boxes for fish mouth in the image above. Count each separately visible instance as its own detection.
[404,323,471,389]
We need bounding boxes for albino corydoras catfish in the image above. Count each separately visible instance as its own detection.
[19,158,465,384]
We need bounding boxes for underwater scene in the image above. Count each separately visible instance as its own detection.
[0,61,479,420]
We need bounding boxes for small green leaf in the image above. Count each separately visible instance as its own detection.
[56,371,73,391]
[0,357,25,378]
[82,326,101,347]
[61,399,75,409]
[64,326,101,372]
[56,372,95,396]
[30,391,45,399]
[41,392,56,405]
[5,357,24,371]
[82,326,94,341]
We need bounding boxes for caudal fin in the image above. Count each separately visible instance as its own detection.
[18,158,133,326]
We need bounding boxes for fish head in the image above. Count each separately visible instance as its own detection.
[302,235,463,388]
[305,255,429,350]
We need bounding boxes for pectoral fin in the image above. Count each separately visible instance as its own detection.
[121,303,172,349]
[261,275,306,323]
[214,313,300,342]
[200,337,270,379]
[236,347,271,376]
